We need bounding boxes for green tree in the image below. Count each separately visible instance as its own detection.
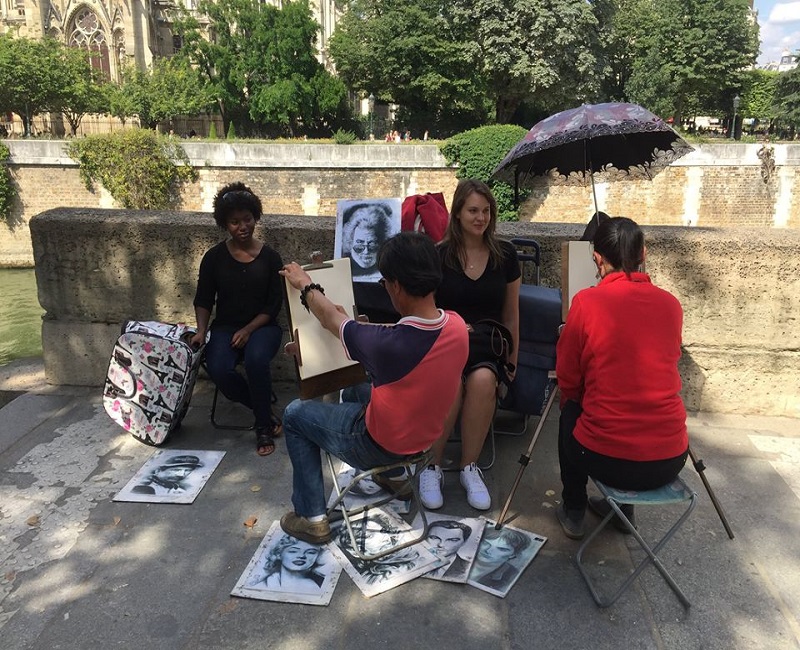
[450,0,601,123]
[50,46,107,136]
[0,36,63,136]
[118,58,213,130]
[774,64,800,129]
[623,0,758,124]
[741,69,778,122]
[329,0,487,135]
[174,0,347,136]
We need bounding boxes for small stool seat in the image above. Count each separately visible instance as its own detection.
[326,450,432,562]
[576,474,697,608]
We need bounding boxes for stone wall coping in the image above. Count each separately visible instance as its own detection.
[29,207,800,418]
[5,139,800,168]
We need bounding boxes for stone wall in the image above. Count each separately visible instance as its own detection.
[29,208,800,418]
[6,140,800,267]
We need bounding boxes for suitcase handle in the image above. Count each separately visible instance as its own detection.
[108,351,137,399]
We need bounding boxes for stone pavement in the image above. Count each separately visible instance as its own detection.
[1,358,800,650]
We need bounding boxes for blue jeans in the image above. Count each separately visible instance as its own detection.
[283,391,406,517]
[204,324,282,429]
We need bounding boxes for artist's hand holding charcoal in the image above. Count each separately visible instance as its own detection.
[280,262,313,290]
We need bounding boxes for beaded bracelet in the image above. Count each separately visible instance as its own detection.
[300,283,325,311]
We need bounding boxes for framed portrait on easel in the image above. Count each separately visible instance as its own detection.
[334,199,401,283]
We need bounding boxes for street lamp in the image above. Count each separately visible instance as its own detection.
[731,94,741,140]
[368,93,375,140]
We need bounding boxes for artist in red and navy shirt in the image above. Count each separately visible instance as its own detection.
[278,232,469,545]
[555,217,689,541]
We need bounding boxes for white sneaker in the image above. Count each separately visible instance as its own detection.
[460,463,491,510]
[419,464,444,510]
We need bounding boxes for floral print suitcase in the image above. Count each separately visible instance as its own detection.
[103,321,205,445]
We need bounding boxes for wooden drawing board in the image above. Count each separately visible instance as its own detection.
[285,257,367,399]
[561,241,597,321]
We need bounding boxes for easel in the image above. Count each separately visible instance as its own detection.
[284,253,367,399]
[494,371,735,539]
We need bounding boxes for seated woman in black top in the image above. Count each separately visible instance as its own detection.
[190,183,284,456]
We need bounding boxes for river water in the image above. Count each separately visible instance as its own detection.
[0,268,43,365]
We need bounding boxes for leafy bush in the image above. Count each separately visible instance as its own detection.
[208,122,217,140]
[0,142,17,226]
[66,129,197,210]
[226,122,236,140]
[440,124,529,221]
[333,128,357,145]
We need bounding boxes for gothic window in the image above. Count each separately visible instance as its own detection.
[69,8,111,79]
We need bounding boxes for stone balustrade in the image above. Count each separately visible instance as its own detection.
[29,208,800,418]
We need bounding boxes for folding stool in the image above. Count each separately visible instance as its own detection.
[326,450,432,561]
[576,475,697,608]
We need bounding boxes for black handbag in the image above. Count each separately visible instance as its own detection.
[466,319,515,388]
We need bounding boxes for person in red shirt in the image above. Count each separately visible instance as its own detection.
[555,217,689,540]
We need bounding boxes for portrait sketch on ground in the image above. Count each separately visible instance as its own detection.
[327,463,411,516]
[466,521,547,598]
[113,449,225,504]
[334,199,401,283]
[327,507,443,598]
[410,513,485,584]
[231,521,342,606]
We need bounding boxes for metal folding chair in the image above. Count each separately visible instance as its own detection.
[326,450,432,562]
[576,474,698,608]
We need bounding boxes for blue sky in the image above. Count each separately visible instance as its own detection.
[754,0,800,64]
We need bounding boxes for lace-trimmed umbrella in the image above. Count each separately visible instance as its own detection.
[491,102,694,214]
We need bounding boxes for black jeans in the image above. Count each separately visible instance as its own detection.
[558,400,688,511]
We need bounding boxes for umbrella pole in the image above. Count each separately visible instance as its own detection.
[586,141,599,219]
[514,168,520,209]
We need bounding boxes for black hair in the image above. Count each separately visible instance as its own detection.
[212,182,262,229]
[592,216,645,276]
[428,520,473,539]
[378,231,442,297]
[580,211,611,241]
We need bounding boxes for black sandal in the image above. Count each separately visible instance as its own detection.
[255,418,282,457]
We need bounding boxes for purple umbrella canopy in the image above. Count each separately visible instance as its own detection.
[492,102,694,189]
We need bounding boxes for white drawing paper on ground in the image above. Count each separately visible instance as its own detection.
[327,507,443,598]
[113,449,225,504]
[466,520,547,598]
[327,462,411,516]
[230,521,342,606]
[409,512,485,583]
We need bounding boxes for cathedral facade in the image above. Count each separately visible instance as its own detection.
[0,0,338,83]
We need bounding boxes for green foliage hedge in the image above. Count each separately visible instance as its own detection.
[440,124,529,221]
[0,142,16,226]
[66,129,197,210]
[333,128,357,145]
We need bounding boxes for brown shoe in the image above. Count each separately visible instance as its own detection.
[371,472,413,501]
[280,512,332,544]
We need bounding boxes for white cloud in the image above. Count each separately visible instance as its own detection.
[758,4,800,64]
[769,2,800,23]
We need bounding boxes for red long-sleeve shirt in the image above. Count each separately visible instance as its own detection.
[556,271,688,462]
